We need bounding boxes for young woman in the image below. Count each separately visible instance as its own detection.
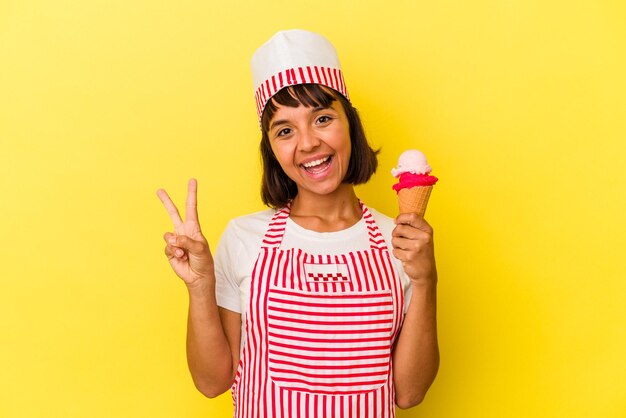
[157,30,439,417]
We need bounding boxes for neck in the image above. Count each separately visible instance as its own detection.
[289,184,362,232]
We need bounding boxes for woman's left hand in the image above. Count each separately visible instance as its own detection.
[391,213,437,285]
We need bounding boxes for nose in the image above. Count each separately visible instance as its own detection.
[298,127,321,152]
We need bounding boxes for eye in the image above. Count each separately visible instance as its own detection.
[316,115,332,124]
[276,127,292,137]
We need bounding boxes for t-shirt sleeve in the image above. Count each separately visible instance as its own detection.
[214,220,244,313]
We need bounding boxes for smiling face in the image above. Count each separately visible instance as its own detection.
[267,97,352,200]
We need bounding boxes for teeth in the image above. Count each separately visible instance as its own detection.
[302,157,330,168]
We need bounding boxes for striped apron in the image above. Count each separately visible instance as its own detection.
[232,203,405,417]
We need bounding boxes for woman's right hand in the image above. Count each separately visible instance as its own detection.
[157,178,214,288]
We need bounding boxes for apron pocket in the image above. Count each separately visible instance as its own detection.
[266,286,394,395]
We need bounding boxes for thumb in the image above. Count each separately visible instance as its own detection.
[173,235,207,255]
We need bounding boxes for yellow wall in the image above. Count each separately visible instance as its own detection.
[1,1,625,416]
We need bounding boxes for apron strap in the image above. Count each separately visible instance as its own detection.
[261,205,290,248]
[360,203,389,251]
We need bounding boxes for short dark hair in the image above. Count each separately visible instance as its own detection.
[259,84,379,208]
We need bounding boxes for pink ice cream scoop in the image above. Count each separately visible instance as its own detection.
[391,150,438,192]
[391,150,438,216]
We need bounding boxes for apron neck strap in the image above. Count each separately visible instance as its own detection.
[361,204,389,250]
[260,206,290,248]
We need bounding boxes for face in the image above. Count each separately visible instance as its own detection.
[267,98,351,199]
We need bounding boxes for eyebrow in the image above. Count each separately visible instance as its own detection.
[269,106,330,131]
[270,119,289,131]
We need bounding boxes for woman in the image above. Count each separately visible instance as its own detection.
[157,30,439,417]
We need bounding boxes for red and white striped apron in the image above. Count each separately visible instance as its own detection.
[232,203,405,417]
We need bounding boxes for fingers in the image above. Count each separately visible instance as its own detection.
[163,232,187,261]
[164,245,188,261]
[174,234,207,255]
[163,232,207,256]
[394,213,433,235]
[392,235,428,252]
[186,178,199,225]
[391,247,411,263]
[391,217,434,258]
[392,214,437,283]
[392,222,433,243]
[156,189,183,228]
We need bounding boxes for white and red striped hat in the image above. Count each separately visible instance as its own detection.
[251,29,350,121]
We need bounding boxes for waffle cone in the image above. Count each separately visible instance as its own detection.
[398,186,433,217]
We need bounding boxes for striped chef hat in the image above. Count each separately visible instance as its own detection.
[251,29,350,122]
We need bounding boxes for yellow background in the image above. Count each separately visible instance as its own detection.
[1,0,625,417]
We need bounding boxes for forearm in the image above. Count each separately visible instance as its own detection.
[186,278,235,397]
[392,281,439,409]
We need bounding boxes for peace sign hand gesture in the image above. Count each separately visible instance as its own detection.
[157,178,214,288]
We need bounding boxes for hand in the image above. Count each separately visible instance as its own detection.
[391,213,437,285]
[157,178,214,288]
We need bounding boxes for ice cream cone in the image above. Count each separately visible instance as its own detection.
[398,186,432,217]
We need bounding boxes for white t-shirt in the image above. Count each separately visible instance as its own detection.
[214,206,413,334]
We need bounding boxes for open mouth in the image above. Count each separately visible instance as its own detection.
[301,155,333,174]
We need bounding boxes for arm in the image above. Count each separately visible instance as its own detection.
[390,213,440,408]
[157,179,241,398]
[186,280,241,398]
